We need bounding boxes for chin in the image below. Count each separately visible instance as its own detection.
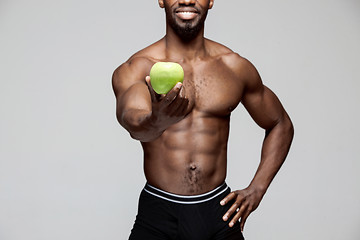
[171,19,204,41]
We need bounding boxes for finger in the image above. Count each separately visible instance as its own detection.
[175,87,191,116]
[222,199,243,222]
[240,208,252,232]
[145,76,160,102]
[161,82,182,106]
[174,98,189,116]
[167,96,186,116]
[220,192,236,206]
[145,76,156,101]
[229,204,247,227]
[178,82,185,98]
[167,86,188,116]
[169,97,189,117]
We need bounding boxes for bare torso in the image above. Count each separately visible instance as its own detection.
[138,39,245,195]
[113,2,293,231]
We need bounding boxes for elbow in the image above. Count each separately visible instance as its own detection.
[122,122,148,141]
[129,132,145,141]
[289,120,294,140]
[280,114,294,144]
[122,119,163,142]
[266,114,294,141]
[286,114,294,140]
[117,109,163,142]
[129,132,161,142]
[117,110,143,135]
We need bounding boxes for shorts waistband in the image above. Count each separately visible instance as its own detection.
[143,182,229,204]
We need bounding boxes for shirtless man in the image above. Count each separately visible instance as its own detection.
[112,0,294,239]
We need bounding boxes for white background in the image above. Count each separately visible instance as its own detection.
[0,0,359,239]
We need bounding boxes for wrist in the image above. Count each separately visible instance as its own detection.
[148,113,164,131]
[247,183,268,196]
[148,111,173,133]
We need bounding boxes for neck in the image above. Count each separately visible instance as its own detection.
[164,26,207,62]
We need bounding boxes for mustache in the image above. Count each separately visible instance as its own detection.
[171,2,201,13]
[174,6,201,13]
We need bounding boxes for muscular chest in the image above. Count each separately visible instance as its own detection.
[182,60,243,116]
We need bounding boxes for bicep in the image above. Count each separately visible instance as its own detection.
[231,57,287,131]
[242,85,286,131]
[112,59,152,125]
[116,82,152,122]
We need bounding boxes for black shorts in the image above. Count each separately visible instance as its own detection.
[129,182,244,240]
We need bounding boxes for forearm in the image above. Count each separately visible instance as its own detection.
[249,115,294,193]
[120,109,165,142]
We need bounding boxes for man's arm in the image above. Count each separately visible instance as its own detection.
[220,57,294,231]
[112,57,189,142]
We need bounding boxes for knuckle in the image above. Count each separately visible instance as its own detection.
[248,204,255,211]
[164,97,173,103]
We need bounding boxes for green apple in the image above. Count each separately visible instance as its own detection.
[150,62,184,94]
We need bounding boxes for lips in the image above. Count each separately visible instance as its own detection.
[175,7,199,20]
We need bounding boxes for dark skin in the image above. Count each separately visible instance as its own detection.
[112,0,294,232]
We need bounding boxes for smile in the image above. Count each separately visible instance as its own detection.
[176,11,198,20]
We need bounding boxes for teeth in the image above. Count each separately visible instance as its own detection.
[178,12,195,14]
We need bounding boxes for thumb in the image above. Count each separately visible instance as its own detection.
[145,76,160,102]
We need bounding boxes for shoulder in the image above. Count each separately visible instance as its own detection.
[205,39,257,77]
[112,41,165,96]
[221,52,257,80]
[209,40,264,96]
[113,55,153,80]
[113,45,159,80]
[112,38,167,80]
[205,39,263,92]
[220,51,262,93]
[112,56,152,96]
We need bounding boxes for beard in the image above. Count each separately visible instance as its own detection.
[165,4,208,42]
[169,19,205,42]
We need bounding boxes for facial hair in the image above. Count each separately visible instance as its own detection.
[169,19,204,42]
[165,4,208,42]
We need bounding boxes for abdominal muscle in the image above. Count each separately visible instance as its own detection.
[141,110,230,195]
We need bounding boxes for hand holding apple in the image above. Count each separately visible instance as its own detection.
[149,62,184,94]
[144,62,190,130]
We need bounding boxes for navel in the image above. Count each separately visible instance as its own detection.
[190,164,197,171]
